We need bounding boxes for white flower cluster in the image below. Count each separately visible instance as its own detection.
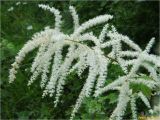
[8,2,27,12]
[9,4,160,120]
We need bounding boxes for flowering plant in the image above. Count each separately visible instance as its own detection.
[9,4,160,120]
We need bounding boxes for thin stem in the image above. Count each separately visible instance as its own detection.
[65,39,118,63]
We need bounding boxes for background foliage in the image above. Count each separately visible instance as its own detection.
[1,0,159,119]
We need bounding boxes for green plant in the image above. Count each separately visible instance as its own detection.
[8,4,160,120]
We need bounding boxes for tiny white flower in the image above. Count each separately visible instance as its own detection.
[8,7,14,12]
[45,26,50,30]
[27,25,33,30]
[149,109,154,114]
[16,2,21,6]
[23,2,27,5]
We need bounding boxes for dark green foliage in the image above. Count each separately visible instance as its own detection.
[1,1,159,119]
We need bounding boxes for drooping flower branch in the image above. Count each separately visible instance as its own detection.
[9,4,160,120]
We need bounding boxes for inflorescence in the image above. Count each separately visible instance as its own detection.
[9,4,160,120]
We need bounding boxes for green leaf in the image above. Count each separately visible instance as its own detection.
[17,111,30,119]
[105,93,118,104]
[131,83,152,98]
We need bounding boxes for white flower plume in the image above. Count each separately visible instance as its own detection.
[9,4,160,120]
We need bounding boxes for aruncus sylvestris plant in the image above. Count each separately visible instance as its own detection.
[9,4,160,120]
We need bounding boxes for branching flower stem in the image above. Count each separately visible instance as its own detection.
[9,4,160,120]
[65,39,118,63]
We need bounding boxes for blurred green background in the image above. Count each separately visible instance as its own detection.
[1,0,159,119]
